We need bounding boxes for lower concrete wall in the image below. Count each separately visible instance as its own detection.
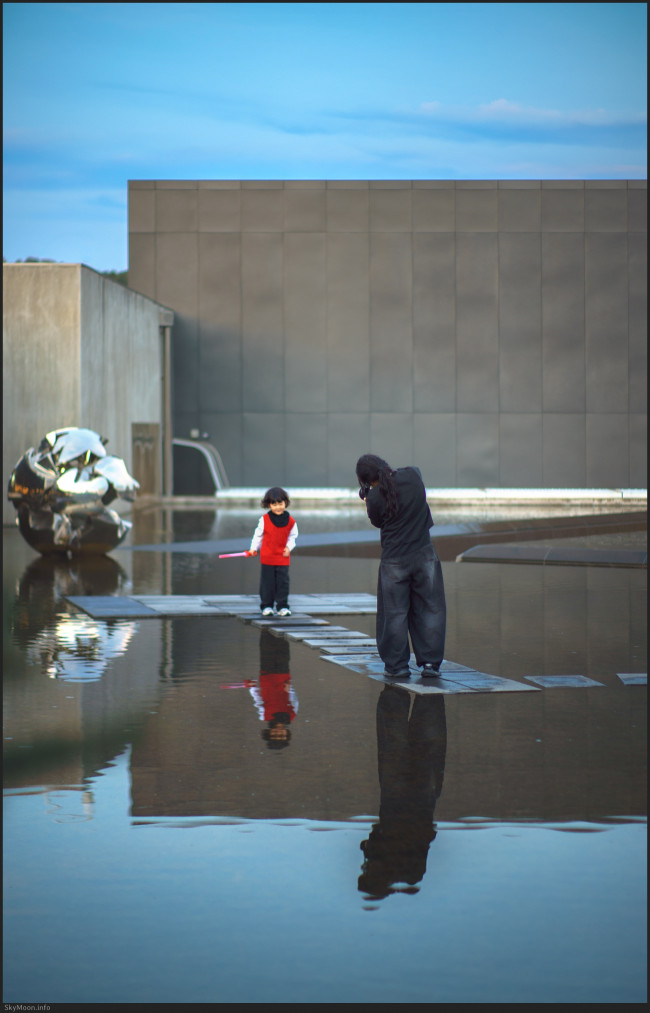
[3,263,168,525]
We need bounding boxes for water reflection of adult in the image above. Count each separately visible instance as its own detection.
[359,687,447,900]
[249,630,297,749]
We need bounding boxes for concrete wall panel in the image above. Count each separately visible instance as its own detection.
[413,233,456,412]
[412,188,454,231]
[629,413,648,487]
[414,413,456,487]
[370,412,414,467]
[456,233,499,412]
[241,234,284,412]
[543,414,586,486]
[370,188,412,231]
[370,233,413,412]
[498,233,542,412]
[628,232,648,414]
[198,188,241,232]
[541,187,585,231]
[284,188,326,232]
[128,234,155,300]
[586,413,630,488]
[170,314,199,415]
[328,413,371,486]
[456,187,498,232]
[284,233,327,412]
[542,233,585,412]
[285,412,328,486]
[585,233,628,413]
[498,188,541,231]
[205,411,243,486]
[156,188,198,232]
[243,412,284,486]
[198,234,241,413]
[585,187,628,232]
[499,413,543,488]
[326,233,370,412]
[326,187,369,232]
[457,413,499,486]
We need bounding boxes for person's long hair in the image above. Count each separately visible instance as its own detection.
[356,454,399,520]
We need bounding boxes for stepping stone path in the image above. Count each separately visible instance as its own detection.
[65,594,646,695]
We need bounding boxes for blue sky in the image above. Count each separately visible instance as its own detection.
[3,2,647,270]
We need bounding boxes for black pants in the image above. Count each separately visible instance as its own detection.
[259,564,290,610]
[376,544,446,673]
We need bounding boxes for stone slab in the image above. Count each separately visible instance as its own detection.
[303,638,378,649]
[320,655,539,694]
[247,615,328,627]
[457,544,647,568]
[616,672,647,685]
[524,675,605,688]
[288,628,370,639]
[319,644,382,654]
[66,595,161,618]
[277,626,359,641]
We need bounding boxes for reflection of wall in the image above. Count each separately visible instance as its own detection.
[2,263,172,524]
[128,179,647,490]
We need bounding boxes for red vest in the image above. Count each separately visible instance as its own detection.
[260,513,295,566]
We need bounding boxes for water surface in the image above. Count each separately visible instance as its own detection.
[3,518,646,1003]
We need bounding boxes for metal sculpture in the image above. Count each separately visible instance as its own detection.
[8,427,139,555]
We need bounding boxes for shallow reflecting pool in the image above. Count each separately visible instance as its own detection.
[3,519,647,1003]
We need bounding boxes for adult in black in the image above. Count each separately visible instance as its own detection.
[356,454,446,678]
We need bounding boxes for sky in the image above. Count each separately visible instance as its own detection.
[3,2,647,271]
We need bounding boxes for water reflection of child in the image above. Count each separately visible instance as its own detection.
[248,631,297,749]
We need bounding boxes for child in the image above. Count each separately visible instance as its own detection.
[247,487,298,616]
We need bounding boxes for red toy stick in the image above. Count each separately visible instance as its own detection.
[218,551,253,558]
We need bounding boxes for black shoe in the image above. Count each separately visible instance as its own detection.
[384,668,411,679]
[421,664,441,677]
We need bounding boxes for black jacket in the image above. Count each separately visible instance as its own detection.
[365,467,433,559]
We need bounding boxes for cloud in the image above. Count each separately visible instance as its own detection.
[414,98,646,141]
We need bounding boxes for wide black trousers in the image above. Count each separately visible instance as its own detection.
[376,543,446,673]
[259,563,290,610]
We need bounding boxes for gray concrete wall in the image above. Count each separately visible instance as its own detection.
[3,263,168,525]
[127,179,647,490]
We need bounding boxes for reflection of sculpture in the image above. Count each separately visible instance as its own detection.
[7,427,139,554]
[359,687,446,901]
[11,553,136,682]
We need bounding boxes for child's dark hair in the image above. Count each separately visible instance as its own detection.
[356,454,399,520]
[262,486,290,508]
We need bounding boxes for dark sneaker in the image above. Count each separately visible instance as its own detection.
[421,664,441,677]
[384,668,411,678]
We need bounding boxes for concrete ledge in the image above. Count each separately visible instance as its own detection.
[211,487,647,509]
[457,545,647,568]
